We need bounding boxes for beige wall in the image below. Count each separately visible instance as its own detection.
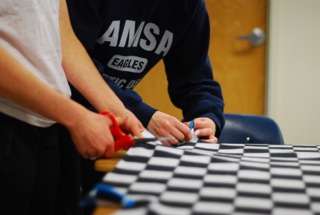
[267,0,320,145]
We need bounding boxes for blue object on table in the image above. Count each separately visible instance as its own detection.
[189,120,194,132]
[80,183,135,208]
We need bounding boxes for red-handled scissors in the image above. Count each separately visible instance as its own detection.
[100,111,171,152]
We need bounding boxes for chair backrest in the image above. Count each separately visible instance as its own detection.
[218,114,284,145]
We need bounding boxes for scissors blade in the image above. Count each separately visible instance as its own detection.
[134,137,173,144]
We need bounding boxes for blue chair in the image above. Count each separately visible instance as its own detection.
[218,114,284,145]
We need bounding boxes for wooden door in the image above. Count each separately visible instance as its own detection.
[134,0,268,119]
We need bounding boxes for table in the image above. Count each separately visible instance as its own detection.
[92,142,320,215]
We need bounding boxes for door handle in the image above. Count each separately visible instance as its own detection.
[237,28,265,46]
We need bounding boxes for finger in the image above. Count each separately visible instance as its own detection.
[193,119,209,129]
[168,137,180,145]
[169,130,187,144]
[138,122,145,132]
[86,148,105,160]
[161,140,173,146]
[131,123,144,138]
[102,138,115,158]
[104,144,114,158]
[200,136,218,143]
[172,122,192,142]
[159,133,179,146]
[85,150,99,160]
[183,121,191,127]
[196,127,214,138]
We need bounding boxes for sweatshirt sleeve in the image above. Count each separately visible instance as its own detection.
[163,0,225,136]
[101,80,157,127]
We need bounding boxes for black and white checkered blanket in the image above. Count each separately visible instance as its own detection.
[100,142,320,215]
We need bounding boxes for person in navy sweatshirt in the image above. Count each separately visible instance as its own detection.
[56,0,225,214]
[67,0,225,143]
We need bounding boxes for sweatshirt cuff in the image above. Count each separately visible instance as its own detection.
[127,102,157,128]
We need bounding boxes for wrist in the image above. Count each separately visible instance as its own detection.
[57,100,89,129]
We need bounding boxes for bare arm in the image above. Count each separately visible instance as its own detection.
[0,0,143,159]
[0,47,86,127]
[59,0,143,137]
[0,47,119,158]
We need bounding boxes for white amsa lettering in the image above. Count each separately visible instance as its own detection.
[107,55,148,73]
[97,20,173,57]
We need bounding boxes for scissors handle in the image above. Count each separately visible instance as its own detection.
[100,111,135,152]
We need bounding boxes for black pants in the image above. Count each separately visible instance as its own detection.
[0,113,59,215]
[56,125,104,215]
[55,125,82,215]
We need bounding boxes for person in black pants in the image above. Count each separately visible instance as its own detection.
[0,1,143,214]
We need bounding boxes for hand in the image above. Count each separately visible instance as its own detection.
[66,110,116,159]
[184,117,218,143]
[147,111,192,146]
[116,111,144,138]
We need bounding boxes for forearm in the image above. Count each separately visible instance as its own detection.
[59,0,127,118]
[0,47,88,128]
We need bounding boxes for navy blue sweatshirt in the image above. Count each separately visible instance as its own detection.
[67,0,225,136]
